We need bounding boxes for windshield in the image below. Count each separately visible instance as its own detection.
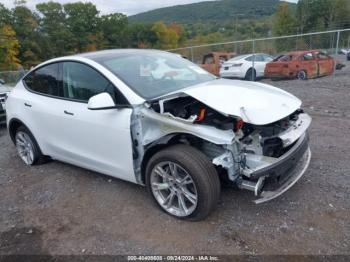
[93,52,215,99]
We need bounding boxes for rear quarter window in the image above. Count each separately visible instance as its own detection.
[23,63,62,97]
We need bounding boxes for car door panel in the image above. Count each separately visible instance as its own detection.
[53,61,137,182]
[49,100,136,183]
[298,53,318,78]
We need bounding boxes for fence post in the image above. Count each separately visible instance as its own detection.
[309,34,312,50]
[334,30,340,78]
[252,39,255,81]
[190,47,194,62]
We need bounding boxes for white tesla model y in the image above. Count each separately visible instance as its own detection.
[6,50,311,220]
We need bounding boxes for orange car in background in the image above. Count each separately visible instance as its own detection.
[201,52,235,76]
[264,50,338,80]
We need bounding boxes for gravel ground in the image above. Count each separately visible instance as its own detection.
[0,57,349,256]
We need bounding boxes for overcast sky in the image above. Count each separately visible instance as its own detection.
[1,0,299,16]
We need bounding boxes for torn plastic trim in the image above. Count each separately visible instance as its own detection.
[130,105,236,183]
[212,143,242,181]
[138,106,235,146]
[278,113,311,147]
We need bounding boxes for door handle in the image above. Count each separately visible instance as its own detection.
[64,110,74,116]
[24,103,32,107]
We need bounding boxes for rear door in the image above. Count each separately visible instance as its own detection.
[22,62,64,152]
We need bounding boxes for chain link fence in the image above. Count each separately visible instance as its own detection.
[0,70,27,87]
[1,29,349,86]
[169,29,350,80]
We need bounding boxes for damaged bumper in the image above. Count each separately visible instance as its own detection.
[238,133,311,204]
[251,133,310,180]
[254,146,311,204]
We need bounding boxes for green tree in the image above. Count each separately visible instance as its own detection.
[11,1,41,67]
[63,2,100,52]
[125,23,157,48]
[273,3,297,52]
[0,3,12,27]
[36,2,72,57]
[273,3,297,36]
[0,25,21,70]
[151,21,180,49]
[99,13,128,48]
[297,0,350,32]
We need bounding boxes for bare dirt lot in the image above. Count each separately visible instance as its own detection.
[0,57,349,256]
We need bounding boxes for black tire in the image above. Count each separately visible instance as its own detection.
[15,126,46,165]
[146,144,221,221]
[245,68,256,81]
[297,70,308,80]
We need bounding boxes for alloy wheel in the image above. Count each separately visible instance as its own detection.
[150,161,198,217]
[15,131,35,165]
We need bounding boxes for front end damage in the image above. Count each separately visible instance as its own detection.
[131,93,311,204]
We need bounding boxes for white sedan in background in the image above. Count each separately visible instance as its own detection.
[220,53,274,81]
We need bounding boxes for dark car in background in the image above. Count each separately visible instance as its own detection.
[0,79,11,124]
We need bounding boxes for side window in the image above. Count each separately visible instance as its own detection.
[246,55,263,62]
[62,62,111,102]
[204,55,214,64]
[24,63,62,96]
[254,55,264,62]
[303,53,314,61]
[317,53,329,60]
[263,55,273,62]
[245,56,253,61]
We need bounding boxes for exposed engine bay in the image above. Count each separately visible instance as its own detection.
[131,94,311,203]
[149,95,306,157]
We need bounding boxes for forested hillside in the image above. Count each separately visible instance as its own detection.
[0,0,349,70]
[130,0,291,23]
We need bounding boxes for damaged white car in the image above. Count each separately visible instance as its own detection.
[6,50,311,220]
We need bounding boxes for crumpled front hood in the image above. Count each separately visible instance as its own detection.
[182,79,301,125]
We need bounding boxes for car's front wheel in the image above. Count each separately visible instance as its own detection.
[146,145,220,221]
[15,126,44,165]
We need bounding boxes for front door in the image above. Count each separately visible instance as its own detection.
[44,61,135,182]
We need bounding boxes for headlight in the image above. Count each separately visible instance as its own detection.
[232,63,243,67]
[0,92,9,103]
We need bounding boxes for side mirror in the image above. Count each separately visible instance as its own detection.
[88,92,116,110]
[0,79,4,85]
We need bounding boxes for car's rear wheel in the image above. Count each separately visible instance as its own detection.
[297,70,308,80]
[146,145,220,221]
[15,126,43,165]
[245,68,256,81]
